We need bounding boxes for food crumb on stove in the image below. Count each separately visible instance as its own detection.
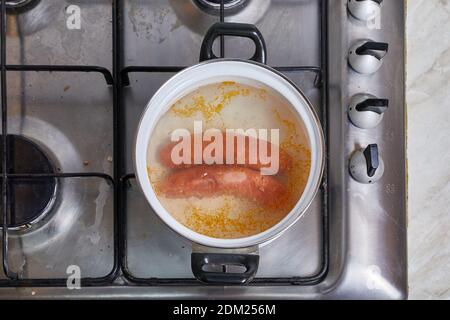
[83,160,89,166]
[31,291,36,296]
[64,85,70,92]
[107,156,113,162]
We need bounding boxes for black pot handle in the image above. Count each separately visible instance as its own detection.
[191,252,259,285]
[200,22,267,64]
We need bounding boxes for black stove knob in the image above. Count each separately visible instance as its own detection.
[350,144,384,184]
[348,0,383,21]
[349,40,389,74]
[348,94,389,129]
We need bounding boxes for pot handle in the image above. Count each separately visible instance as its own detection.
[191,252,259,285]
[199,22,267,64]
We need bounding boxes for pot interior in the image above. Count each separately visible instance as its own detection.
[146,79,312,240]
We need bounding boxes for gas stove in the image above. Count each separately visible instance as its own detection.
[0,0,407,299]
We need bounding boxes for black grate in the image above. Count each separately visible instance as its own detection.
[0,0,329,287]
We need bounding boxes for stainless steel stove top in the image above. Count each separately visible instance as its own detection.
[0,0,407,299]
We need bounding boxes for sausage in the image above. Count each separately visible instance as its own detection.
[158,133,292,174]
[158,165,288,208]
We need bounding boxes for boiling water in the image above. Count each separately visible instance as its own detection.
[147,81,311,239]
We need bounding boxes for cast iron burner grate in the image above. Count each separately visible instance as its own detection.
[0,0,329,287]
[0,135,57,229]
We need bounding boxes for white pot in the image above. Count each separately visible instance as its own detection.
[135,59,325,246]
[134,23,325,284]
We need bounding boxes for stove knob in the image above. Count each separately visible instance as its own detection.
[348,94,389,129]
[350,144,384,184]
[349,40,388,74]
[348,0,383,21]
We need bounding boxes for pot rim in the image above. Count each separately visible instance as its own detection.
[134,58,325,249]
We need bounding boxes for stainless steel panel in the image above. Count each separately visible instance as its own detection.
[224,0,321,66]
[0,0,407,299]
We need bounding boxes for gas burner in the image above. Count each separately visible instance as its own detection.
[5,0,40,12]
[0,134,57,230]
[170,0,270,35]
[193,0,248,15]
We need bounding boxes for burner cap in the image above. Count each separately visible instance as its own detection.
[193,0,248,15]
[0,135,57,230]
[204,0,237,3]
